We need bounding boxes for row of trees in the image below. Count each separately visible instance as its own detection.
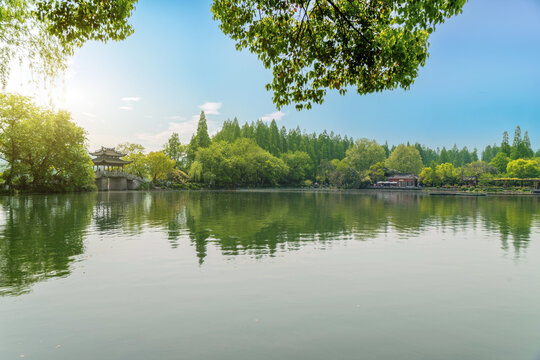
[482,127,537,162]
[0,93,537,192]
[419,159,540,187]
[148,112,425,188]
[418,126,540,187]
[116,143,187,186]
[142,112,539,189]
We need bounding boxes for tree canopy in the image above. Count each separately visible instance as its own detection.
[190,138,288,187]
[212,0,466,109]
[345,138,386,171]
[385,144,423,174]
[146,151,175,183]
[187,111,212,164]
[506,159,540,179]
[0,0,137,86]
[164,132,186,169]
[0,93,95,191]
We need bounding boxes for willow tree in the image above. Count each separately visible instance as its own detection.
[212,0,467,109]
[0,0,137,86]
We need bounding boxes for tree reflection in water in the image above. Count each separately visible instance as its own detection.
[0,191,538,295]
[0,194,95,296]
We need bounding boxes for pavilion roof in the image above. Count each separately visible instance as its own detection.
[90,146,127,157]
[92,156,132,166]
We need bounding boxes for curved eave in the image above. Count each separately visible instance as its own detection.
[90,150,127,157]
[92,159,132,166]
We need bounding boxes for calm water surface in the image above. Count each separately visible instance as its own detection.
[1,191,539,359]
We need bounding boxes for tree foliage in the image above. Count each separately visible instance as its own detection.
[281,150,312,184]
[212,0,466,109]
[0,93,94,191]
[418,161,438,186]
[385,144,423,174]
[435,162,459,186]
[187,111,211,164]
[191,138,288,187]
[146,151,175,183]
[213,119,354,177]
[345,138,386,171]
[506,159,540,179]
[164,132,186,169]
[116,142,148,178]
[125,152,148,179]
[489,152,510,174]
[0,0,137,86]
[461,161,497,178]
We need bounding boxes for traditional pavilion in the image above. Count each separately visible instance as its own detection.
[90,147,132,172]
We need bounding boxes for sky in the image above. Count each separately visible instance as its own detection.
[6,0,540,152]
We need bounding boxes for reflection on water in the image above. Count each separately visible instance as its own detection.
[0,195,94,296]
[0,191,538,296]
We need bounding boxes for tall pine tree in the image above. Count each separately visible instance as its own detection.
[501,131,511,156]
[510,126,522,159]
[187,111,211,163]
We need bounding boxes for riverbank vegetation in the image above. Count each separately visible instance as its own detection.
[120,111,539,191]
[0,94,538,193]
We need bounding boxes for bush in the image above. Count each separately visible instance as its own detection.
[138,182,153,190]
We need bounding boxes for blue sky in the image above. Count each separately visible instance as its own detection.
[8,0,540,151]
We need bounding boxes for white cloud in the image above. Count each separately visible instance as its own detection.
[260,111,286,122]
[119,106,133,110]
[198,102,222,115]
[122,97,141,102]
[82,112,96,118]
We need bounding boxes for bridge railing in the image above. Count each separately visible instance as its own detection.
[95,170,145,182]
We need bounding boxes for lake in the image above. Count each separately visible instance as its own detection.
[1,191,539,360]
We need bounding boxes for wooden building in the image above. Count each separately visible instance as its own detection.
[90,147,132,172]
[386,174,419,188]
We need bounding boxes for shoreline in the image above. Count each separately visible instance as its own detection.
[230,187,539,196]
[2,187,539,197]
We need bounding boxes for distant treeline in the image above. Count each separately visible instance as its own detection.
[213,117,538,169]
[140,112,539,188]
[1,92,538,193]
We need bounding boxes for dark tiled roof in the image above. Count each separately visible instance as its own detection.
[92,156,132,165]
[387,174,418,180]
[90,146,126,157]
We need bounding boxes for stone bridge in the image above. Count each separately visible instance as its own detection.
[95,171,145,191]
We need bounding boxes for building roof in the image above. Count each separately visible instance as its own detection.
[90,146,127,158]
[387,174,418,180]
[92,156,132,166]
